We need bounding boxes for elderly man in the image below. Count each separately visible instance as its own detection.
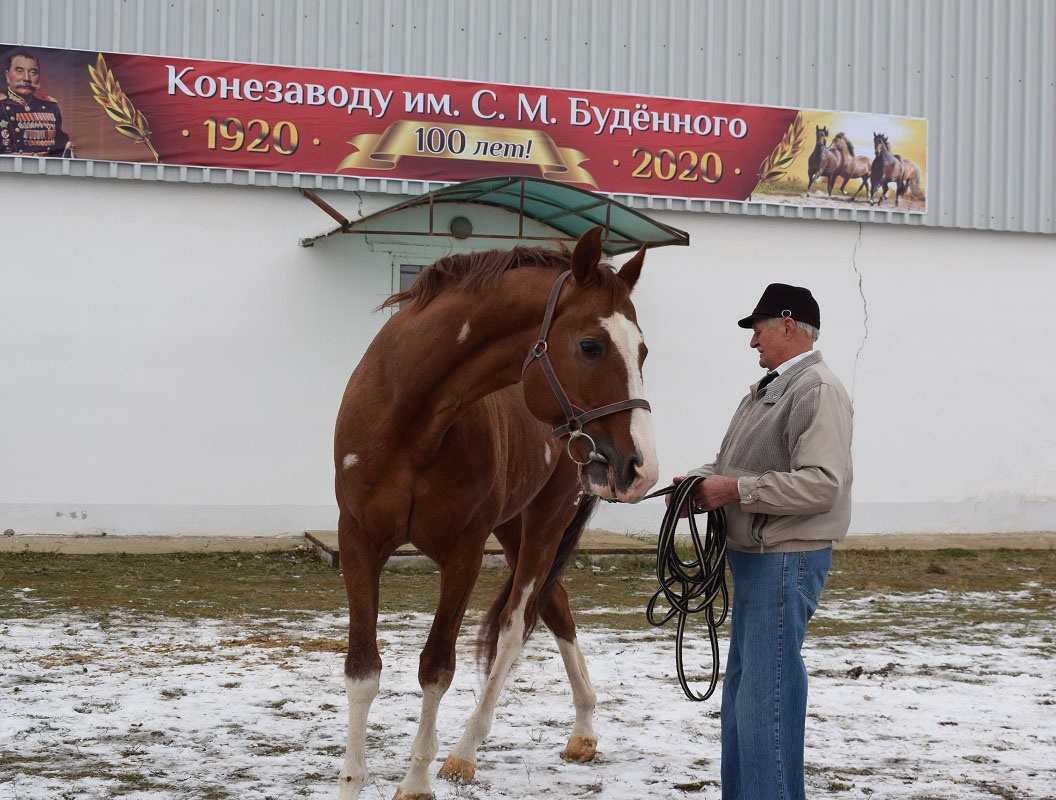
[672,283,853,800]
[1,48,71,156]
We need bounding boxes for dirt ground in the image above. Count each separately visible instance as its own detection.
[751,187,926,214]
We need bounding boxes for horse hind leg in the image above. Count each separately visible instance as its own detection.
[895,180,907,206]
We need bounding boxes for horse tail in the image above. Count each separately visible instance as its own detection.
[475,495,599,675]
[909,171,925,200]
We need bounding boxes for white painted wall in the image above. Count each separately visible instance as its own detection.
[2,174,1054,537]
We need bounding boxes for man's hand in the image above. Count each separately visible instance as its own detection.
[665,474,741,516]
[696,476,740,510]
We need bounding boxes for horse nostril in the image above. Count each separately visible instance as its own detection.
[624,456,643,486]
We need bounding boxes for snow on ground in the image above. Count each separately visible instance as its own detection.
[1,590,1054,800]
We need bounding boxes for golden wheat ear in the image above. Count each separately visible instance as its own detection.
[754,112,806,187]
[88,52,160,162]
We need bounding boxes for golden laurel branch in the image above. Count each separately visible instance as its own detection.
[754,112,806,186]
[88,53,160,162]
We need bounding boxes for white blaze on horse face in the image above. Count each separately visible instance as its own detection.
[543,441,553,466]
[598,312,660,500]
[457,321,471,344]
[343,453,359,470]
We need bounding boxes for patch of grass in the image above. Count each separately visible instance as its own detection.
[0,548,345,620]
[1,548,1053,641]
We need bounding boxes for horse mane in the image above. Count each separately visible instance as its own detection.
[379,244,627,311]
[834,132,854,155]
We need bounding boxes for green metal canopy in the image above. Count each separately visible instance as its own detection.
[299,175,689,255]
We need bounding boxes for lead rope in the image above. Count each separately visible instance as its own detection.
[643,476,729,701]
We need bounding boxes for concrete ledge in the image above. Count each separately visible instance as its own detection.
[2,529,1052,559]
[304,529,657,568]
[836,531,1056,551]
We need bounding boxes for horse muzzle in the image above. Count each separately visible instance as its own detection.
[577,443,659,504]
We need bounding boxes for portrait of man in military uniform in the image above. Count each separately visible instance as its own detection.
[1,48,73,157]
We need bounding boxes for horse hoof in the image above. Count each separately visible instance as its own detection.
[438,755,475,783]
[561,735,598,763]
[392,790,434,800]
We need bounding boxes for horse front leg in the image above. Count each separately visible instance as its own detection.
[869,181,887,206]
[337,523,386,800]
[539,579,598,764]
[394,549,485,799]
[439,566,546,783]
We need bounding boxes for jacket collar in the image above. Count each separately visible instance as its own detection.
[755,350,823,398]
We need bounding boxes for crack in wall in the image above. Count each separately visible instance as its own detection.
[851,222,868,403]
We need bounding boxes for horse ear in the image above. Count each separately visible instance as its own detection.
[616,244,646,290]
[570,226,604,286]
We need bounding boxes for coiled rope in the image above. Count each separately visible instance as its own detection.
[644,476,729,701]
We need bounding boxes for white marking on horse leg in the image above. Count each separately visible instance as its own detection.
[598,313,660,499]
[342,453,359,470]
[395,681,446,798]
[556,636,597,741]
[338,673,380,800]
[446,579,535,765]
[457,320,471,343]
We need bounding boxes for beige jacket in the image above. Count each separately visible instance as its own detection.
[688,351,853,553]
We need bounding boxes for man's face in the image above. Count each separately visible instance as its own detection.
[750,318,793,371]
[5,56,40,98]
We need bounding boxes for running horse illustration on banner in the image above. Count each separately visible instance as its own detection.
[805,124,841,196]
[333,226,659,800]
[830,132,871,201]
[868,132,925,207]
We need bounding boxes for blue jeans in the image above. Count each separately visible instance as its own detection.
[721,547,832,800]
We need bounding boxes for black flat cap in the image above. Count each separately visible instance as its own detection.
[737,283,821,329]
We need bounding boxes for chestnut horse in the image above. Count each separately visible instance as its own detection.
[334,227,659,800]
[805,124,841,196]
[868,132,925,207]
[830,132,871,201]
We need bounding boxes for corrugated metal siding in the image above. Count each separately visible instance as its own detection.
[2,0,1053,233]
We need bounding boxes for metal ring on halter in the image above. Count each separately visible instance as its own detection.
[566,428,601,467]
[532,340,548,357]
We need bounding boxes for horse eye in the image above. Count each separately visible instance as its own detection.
[579,338,604,358]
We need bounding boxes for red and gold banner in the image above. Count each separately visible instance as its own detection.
[2,44,927,212]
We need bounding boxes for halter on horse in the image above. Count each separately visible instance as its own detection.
[334,227,658,800]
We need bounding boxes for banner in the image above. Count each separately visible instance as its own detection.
[1,44,927,213]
